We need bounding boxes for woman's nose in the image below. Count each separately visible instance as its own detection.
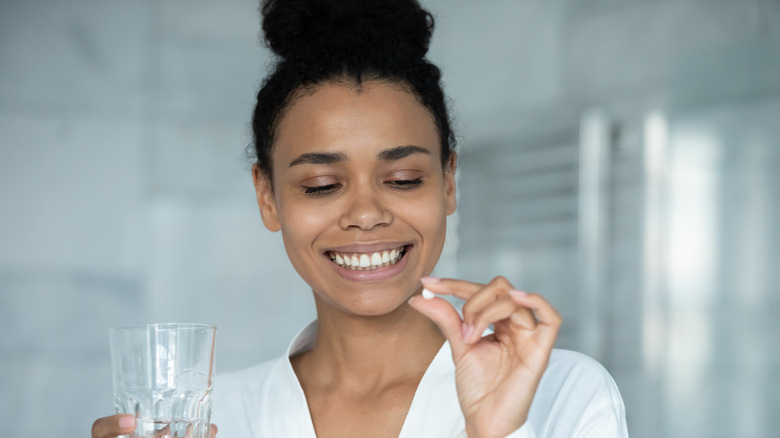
[338,186,393,230]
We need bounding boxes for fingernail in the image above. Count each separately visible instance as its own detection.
[461,323,474,342]
[119,416,135,429]
[421,276,440,283]
[408,296,417,305]
[509,289,527,298]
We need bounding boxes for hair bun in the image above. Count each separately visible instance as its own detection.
[262,0,434,61]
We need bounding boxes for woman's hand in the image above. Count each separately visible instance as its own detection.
[409,276,561,438]
[91,414,218,438]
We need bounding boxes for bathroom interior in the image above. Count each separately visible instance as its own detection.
[1,0,778,436]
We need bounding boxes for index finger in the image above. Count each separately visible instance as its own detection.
[420,276,485,300]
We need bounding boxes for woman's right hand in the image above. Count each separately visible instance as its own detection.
[410,276,561,438]
[91,414,218,437]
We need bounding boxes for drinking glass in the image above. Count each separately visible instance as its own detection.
[110,323,216,438]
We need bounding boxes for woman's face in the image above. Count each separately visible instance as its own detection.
[253,81,456,317]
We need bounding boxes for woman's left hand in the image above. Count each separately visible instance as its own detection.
[409,276,561,438]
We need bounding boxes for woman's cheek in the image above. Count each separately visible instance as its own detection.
[280,194,332,224]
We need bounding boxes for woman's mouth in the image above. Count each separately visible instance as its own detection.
[326,245,409,271]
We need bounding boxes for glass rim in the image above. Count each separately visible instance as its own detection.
[110,322,216,332]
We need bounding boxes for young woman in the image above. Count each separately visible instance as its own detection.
[92,1,628,437]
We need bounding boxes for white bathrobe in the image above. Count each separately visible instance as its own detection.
[212,321,628,438]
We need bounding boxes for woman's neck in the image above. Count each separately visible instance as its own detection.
[293,297,446,392]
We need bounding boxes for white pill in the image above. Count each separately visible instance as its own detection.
[421,288,435,299]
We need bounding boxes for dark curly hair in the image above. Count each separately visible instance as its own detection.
[251,0,456,183]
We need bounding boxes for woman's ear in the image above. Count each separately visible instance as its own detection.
[444,153,457,215]
[252,164,281,232]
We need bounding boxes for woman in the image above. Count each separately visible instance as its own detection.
[92,1,628,437]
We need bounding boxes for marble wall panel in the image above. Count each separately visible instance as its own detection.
[152,119,254,198]
[566,0,762,101]
[0,351,112,437]
[0,114,144,273]
[156,41,266,122]
[422,0,567,124]
[0,0,153,114]
[0,270,142,351]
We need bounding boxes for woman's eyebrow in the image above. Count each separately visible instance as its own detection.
[288,151,348,167]
[288,146,430,167]
[377,145,431,161]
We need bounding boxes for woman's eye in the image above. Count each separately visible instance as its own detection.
[303,183,340,195]
[388,177,423,188]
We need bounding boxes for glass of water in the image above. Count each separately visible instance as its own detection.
[110,323,216,438]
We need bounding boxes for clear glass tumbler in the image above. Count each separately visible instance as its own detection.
[110,323,216,438]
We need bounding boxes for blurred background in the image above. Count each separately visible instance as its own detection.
[1,0,778,437]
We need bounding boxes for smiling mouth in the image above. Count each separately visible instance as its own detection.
[327,245,409,271]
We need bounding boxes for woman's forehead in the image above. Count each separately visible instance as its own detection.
[273,82,440,164]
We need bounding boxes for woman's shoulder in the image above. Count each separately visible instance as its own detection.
[527,348,628,436]
[547,349,615,378]
[543,348,623,400]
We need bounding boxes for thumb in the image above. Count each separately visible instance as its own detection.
[408,295,467,358]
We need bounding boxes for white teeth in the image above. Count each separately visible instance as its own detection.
[328,246,406,270]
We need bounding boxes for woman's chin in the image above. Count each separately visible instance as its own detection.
[320,291,417,319]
